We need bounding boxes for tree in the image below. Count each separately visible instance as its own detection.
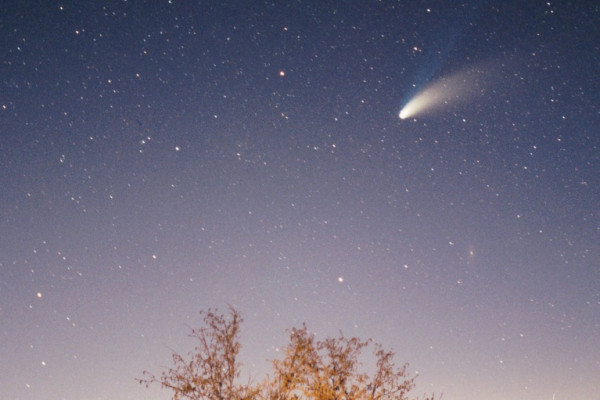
[137,306,255,400]
[264,324,436,400]
[139,307,437,400]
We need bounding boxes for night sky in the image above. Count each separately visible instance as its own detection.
[2,1,599,399]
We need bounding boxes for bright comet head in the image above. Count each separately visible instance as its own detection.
[399,100,421,120]
[398,84,449,120]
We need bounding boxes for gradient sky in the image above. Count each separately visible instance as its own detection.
[2,1,599,399]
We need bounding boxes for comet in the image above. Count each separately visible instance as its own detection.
[399,64,487,120]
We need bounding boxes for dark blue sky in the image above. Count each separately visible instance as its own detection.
[2,1,599,399]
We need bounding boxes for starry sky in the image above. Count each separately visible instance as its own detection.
[1,1,599,399]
